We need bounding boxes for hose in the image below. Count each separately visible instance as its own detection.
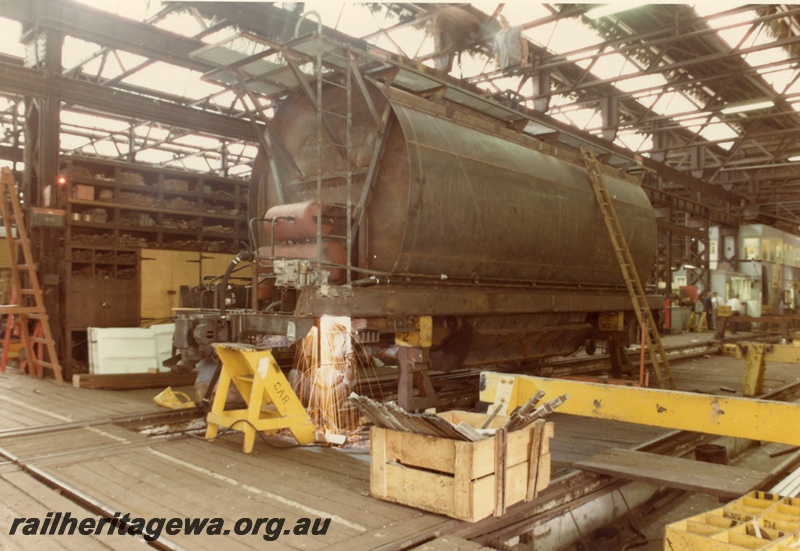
[219,250,255,318]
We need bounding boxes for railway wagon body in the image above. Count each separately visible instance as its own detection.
[175,77,660,411]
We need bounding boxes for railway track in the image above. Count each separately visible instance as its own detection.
[357,332,780,407]
[0,331,791,550]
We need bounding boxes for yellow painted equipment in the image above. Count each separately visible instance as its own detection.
[206,344,316,453]
[722,341,800,396]
[687,311,708,332]
[480,372,800,447]
[664,491,799,550]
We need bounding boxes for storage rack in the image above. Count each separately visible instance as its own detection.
[57,156,249,374]
[60,156,247,253]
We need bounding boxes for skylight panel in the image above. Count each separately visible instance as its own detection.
[153,11,207,38]
[173,134,223,150]
[384,25,428,58]
[649,90,702,121]
[697,8,752,47]
[698,118,738,150]
[121,63,214,100]
[201,28,240,46]
[228,165,252,178]
[302,2,379,38]
[614,73,667,95]
[62,37,104,72]
[227,143,259,158]
[552,107,603,132]
[60,134,92,151]
[524,21,558,50]
[550,17,605,51]
[501,3,552,27]
[67,47,149,82]
[61,111,129,133]
[757,63,799,96]
[176,155,221,173]
[88,139,127,158]
[458,52,493,80]
[566,47,599,67]
[135,149,175,165]
[133,124,171,142]
[616,130,653,152]
[0,17,23,58]
[694,6,794,111]
[588,51,641,83]
[71,0,160,22]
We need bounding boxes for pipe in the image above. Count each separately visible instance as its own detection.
[219,250,255,319]
[294,10,322,38]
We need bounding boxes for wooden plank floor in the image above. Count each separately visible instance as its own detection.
[0,366,174,429]
[0,332,798,549]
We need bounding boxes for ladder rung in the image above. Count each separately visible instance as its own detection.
[24,313,49,321]
[33,360,57,369]
[0,306,41,314]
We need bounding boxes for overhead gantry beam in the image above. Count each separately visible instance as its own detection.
[0,61,256,141]
[479,372,800,447]
[0,0,211,73]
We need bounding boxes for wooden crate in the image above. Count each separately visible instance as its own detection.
[370,410,554,522]
[72,184,95,200]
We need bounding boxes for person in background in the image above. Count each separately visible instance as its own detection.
[703,292,714,330]
[727,294,742,335]
[711,292,720,330]
[493,14,529,74]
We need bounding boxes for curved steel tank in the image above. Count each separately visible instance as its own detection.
[252,82,656,288]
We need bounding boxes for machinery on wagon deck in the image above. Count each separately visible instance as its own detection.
[172,32,662,414]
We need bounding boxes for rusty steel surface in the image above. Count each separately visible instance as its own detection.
[254,82,657,288]
[371,101,656,285]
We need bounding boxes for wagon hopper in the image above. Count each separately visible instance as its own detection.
[174,34,661,415]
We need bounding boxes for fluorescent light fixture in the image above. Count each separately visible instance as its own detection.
[788,155,800,162]
[720,100,774,115]
[585,2,644,20]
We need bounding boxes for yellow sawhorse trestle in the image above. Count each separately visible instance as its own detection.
[206,343,317,453]
[687,311,708,332]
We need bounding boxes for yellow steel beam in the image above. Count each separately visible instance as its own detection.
[479,372,800,447]
[720,342,800,396]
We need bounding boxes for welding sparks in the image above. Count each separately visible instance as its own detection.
[291,316,362,437]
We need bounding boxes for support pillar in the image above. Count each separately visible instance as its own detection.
[21,24,64,365]
[397,347,439,412]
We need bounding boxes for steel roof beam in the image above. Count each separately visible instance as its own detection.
[0,61,257,141]
[0,0,212,73]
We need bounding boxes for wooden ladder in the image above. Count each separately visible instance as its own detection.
[0,168,63,384]
[580,148,675,390]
